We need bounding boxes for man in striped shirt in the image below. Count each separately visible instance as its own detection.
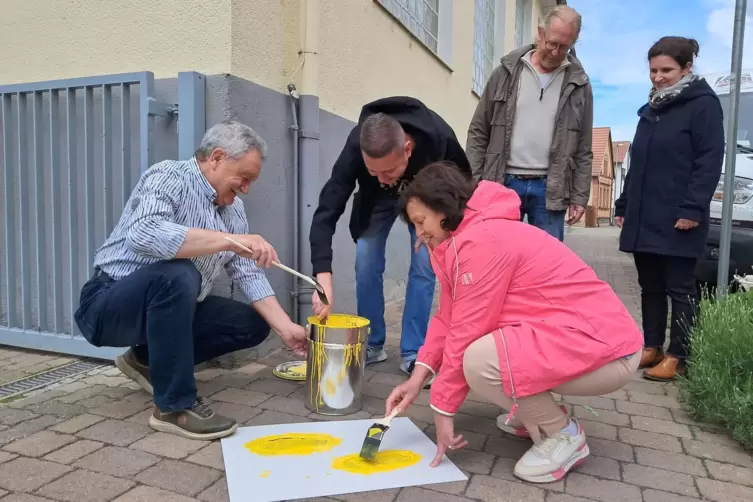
[74,121,308,441]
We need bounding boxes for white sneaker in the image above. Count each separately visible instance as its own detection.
[366,347,387,365]
[496,405,568,439]
[513,419,589,483]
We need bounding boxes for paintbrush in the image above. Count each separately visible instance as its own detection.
[359,407,400,461]
[224,236,329,306]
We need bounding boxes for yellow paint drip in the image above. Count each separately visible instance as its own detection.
[331,450,422,475]
[244,433,342,456]
[307,314,369,411]
[260,470,271,478]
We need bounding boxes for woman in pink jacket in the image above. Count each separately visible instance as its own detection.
[386,162,643,484]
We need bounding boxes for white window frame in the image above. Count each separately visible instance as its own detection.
[514,0,532,49]
[472,0,509,97]
[472,0,496,96]
[374,0,453,67]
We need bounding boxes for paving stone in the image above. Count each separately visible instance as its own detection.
[466,475,546,501]
[697,478,753,502]
[705,460,753,486]
[244,378,302,396]
[311,410,374,421]
[565,473,643,502]
[579,420,617,440]
[126,409,154,425]
[562,396,615,411]
[335,488,401,501]
[546,495,597,502]
[130,432,208,459]
[624,381,667,395]
[444,448,495,474]
[37,468,135,502]
[618,428,683,452]
[621,463,698,497]
[0,407,38,426]
[634,446,707,476]
[627,391,682,409]
[483,435,532,460]
[615,400,673,420]
[682,438,753,467]
[49,413,106,434]
[236,361,269,376]
[417,472,469,495]
[691,427,741,447]
[577,455,621,480]
[42,439,104,464]
[245,410,309,425]
[0,415,62,444]
[0,450,18,463]
[23,400,88,419]
[210,388,271,408]
[197,479,228,502]
[2,430,77,457]
[76,419,152,446]
[135,459,222,496]
[424,426,487,451]
[73,445,161,477]
[259,395,313,416]
[77,395,117,409]
[456,400,503,419]
[670,408,705,426]
[393,487,472,501]
[642,489,704,502]
[630,416,692,438]
[113,485,199,502]
[57,385,108,404]
[208,402,263,423]
[368,372,407,386]
[196,380,228,397]
[186,442,225,471]
[0,457,72,492]
[8,390,68,408]
[453,413,502,436]
[572,406,628,427]
[585,437,634,462]
[203,372,256,390]
[90,396,152,419]
[0,493,58,502]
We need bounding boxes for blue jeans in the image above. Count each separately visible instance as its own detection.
[504,175,566,241]
[355,198,436,362]
[74,260,271,412]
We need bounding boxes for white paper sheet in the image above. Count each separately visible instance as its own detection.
[220,417,468,502]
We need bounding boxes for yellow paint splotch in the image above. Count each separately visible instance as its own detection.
[244,433,342,456]
[331,450,422,475]
[260,470,271,478]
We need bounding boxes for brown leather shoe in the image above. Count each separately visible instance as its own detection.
[639,348,665,369]
[643,355,684,382]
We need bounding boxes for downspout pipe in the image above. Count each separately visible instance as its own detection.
[295,0,321,325]
[287,84,300,324]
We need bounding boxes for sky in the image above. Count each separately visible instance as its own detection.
[568,0,753,142]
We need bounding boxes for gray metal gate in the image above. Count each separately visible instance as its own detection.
[0,71,206,361]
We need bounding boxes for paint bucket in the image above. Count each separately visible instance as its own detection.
[305,314,370,416]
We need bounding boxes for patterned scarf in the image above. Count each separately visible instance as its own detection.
[648,73,700,109]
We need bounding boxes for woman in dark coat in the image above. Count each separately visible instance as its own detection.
[614,36,725,382]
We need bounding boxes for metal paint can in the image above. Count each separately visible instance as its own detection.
[305,314,370,416]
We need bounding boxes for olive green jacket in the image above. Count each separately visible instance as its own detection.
[466,45,594,211]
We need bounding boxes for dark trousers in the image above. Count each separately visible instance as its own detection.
[633,252,698,360]
[74,259,271,412]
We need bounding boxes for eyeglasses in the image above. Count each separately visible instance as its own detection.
[543,39,572,53]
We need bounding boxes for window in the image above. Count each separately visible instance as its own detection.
[473,0,496,95]
[514,0,532,48]
[375,0,453,64]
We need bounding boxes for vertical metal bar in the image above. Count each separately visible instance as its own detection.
[84,87,95,267]
[120,84,131,207]
[102,84,113,235]
[33,92,47,331]
[66,89,80,335]
[17,93,32,330]
[177,72,206,160]
[49,90,64,332]
[717,0,748,298]
[2,94,17,328]
[139,72,155,173]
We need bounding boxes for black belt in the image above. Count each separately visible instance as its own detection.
[507,174,547,180]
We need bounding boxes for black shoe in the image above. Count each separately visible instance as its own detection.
[115,349,153,395]
[149,398,238,440]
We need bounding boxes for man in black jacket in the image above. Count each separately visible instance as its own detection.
[309,96,471,374]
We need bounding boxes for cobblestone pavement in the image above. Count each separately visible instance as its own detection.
[1,227,753,502]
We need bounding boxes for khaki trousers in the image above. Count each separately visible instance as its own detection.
[463,332,641,443]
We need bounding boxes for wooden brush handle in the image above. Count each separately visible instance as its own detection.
[224,236,316,286]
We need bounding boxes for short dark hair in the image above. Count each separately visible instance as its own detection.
[360,113,404,158]
[648,36,700,68]
[398,161,477,231]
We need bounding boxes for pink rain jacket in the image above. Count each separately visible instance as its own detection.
[416,181,643,416]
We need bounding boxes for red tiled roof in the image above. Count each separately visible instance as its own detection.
[592,127,613,177]
[613,141,631,164]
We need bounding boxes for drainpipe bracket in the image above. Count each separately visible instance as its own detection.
[299,130,320,140]
[148,97,178,118]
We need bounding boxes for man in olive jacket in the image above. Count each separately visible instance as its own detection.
[466,5,593,241]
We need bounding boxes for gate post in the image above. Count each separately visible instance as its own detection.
[178,72,206,159]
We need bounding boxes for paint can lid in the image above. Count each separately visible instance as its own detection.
[273,360,307,381]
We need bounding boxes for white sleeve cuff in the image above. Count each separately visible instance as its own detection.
[430,404,455,417]
[415,361,436,376]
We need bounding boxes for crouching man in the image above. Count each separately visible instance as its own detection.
[74,121,308,441]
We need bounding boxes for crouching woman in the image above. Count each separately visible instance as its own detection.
[386,162,643,484]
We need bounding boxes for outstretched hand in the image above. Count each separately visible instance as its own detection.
[431,413,468,467]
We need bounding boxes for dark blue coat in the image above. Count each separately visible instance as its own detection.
[615,78,725,259]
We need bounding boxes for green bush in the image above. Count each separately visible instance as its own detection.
[677,289,753,448]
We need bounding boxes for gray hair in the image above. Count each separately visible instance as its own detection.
[541,5,582,43]
[194,120,268,161]
[360,113,405,158]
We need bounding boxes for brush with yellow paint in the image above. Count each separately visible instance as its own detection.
[359,407,400,461]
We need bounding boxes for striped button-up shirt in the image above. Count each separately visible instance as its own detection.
[93,157,275,303]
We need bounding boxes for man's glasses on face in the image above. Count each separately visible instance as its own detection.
[543,39,572,53]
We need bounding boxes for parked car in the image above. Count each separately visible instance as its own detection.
[695,70,753,289]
